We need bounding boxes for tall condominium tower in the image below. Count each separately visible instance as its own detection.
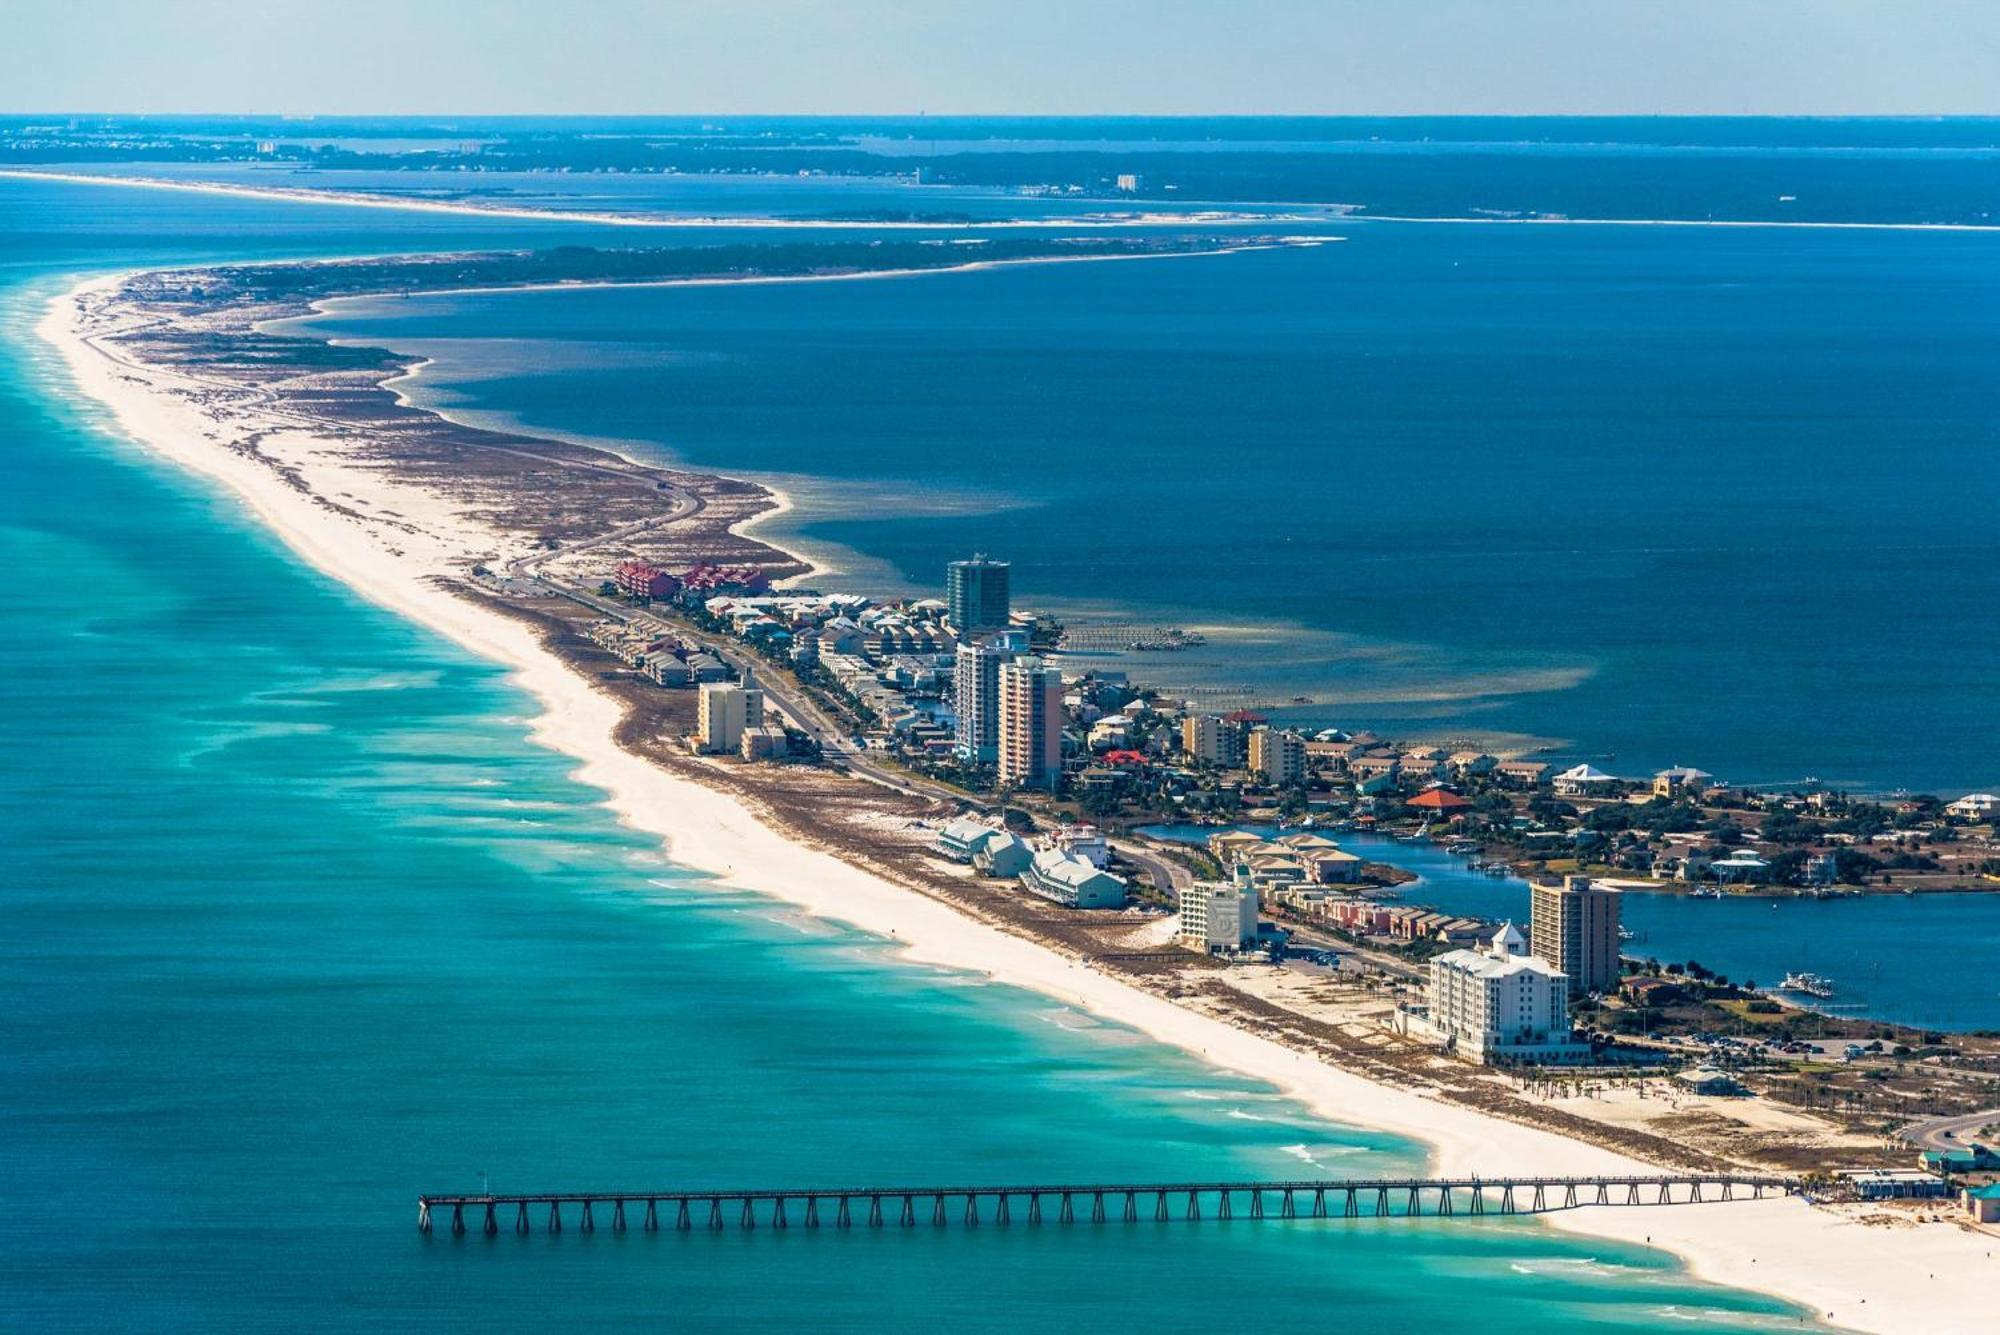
[946,554,1011,638]
[997,656,1063,789]
[1529,875,1622,997]
[952,639,1012,765]
[697,669,763,755]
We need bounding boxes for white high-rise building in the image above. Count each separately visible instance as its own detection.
[697,670,763,754]
[1425,923,1589,1065]
[1178,880,1260,952]
[952,639,1012,765]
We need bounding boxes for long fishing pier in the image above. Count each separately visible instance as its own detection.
[417,1174,1797,1235]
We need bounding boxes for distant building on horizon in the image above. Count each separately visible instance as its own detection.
[613,559,681,601]
[946,555,1011,638]
[997,656,1063,789]
[1530,875,1622,997]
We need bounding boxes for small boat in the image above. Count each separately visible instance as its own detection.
[1617,926,1637,942]
[1446,840,1481,856]
[1779,971,1835,999]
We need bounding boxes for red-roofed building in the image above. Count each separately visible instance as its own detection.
[680,563,772,595]
[1099,749,1149,767]
[1406,787,1473,814]
[613,560,681,600]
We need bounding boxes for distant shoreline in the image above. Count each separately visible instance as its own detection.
[0,167,1318,232]
[12,165,2000,234]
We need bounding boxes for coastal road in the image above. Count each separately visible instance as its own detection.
[1899,1108,2000,1151]
[1111,839,1194,898]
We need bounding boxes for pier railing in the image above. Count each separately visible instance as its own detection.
[416,1174,1797,1236]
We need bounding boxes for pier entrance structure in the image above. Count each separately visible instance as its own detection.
[416,1174,1796,1235]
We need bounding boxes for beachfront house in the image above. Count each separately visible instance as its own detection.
[1946,792,1999,821]
[1494,760,1550,788]
[933,817,1008,864]
[1349,771,1396,799]
[1712,850,1772,884]
[1048,824,1111,868]
[1021,849,1127,909]
[1652,766,1715,799]
[1674,849,1715,882]
[1554,764,1620,797]
[1349,755,1402,785]
[1675,1067,1747,1096]
[1448,751,1498,777]
[972,831,1033,878]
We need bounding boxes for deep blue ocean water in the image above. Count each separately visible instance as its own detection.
[0,175,1812,1330]
[314,214,2000,794]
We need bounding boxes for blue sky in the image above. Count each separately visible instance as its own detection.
[4,0,1996,116]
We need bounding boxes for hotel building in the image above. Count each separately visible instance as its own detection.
[1425,924,1588,1065]
[1178,879,1261,952]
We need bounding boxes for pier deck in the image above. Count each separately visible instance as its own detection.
[416,1174,1797,1235]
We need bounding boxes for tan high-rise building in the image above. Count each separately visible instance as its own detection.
[1530,875,1621,997]
[697,671,763,755]
[1248,727,1307,786]
[997,656,1063,789]
[1181,714,1246,768]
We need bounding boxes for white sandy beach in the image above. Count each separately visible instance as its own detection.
[40,268,2000,1334]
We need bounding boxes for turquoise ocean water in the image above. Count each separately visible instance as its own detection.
[0,177,1810,1329]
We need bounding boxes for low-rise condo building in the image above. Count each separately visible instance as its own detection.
[1021,849,1127,909]
[932,816,1009,863]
